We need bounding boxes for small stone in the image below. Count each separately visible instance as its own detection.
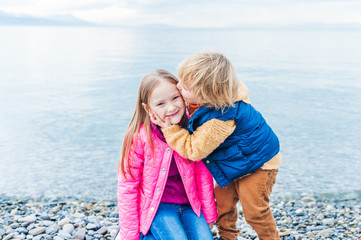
[27,223,35,231]
[18,216,37,223]
[110,229,118,237]
[15,234,26,239]
[21,222,31,228]
[42,221,55,226]
[45,225,59,235]
[298,224,306,228]
[322,218,335,226]
[325,205,334,211]
[3,233,15,240]
[97,227,107,235]
[57,230,71,239]
[307,232,316,239]
[29,227,46,236]
[32,235,43,240]
[319,228,333,237]
[62,224,74,234]
[101,221,112,226]
[86,223,97,230]
[58,218,70,227]
[73,228,86,240]
[53,237,64,240]
[86,203,94,210]
[9,223,20,229]
[302,196,315,202]
[41,234,52,240]
[3,226,11,231]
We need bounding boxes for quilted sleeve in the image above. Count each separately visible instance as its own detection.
[195,161,218,223]
[117,133,145,240]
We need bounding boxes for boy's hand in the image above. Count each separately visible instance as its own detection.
[150,112,172,128]
[208,222,214,230]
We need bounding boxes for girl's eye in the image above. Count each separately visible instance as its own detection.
[173,96,180,100]
[156,102,164,106]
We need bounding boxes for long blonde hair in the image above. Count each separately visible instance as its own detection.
[119,69,185,179]
[178,51,249,110]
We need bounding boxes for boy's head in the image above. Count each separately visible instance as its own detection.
[177,51,242,110]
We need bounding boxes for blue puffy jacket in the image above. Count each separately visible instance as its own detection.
[187,101,280,188]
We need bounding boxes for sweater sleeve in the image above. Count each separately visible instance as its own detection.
[161,119,236,161]
[117,133,144,240]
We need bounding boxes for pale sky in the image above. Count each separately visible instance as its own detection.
[1,0,361,28]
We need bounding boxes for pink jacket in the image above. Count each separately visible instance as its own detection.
[117,124,217,240]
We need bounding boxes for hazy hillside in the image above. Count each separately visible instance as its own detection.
[0,11,94,26]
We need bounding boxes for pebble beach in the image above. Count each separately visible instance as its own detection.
[1,195,360,240]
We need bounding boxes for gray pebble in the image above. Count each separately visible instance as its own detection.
[62,223,74,234]
[3,233,15,240]
[53,236,64,240]
[86,223,97,230]
[45,224,59,234]
[97,226,107,235]
[18,216,37,223]
[73,228,86,240]
[322,218,335,226]
[29,227,46,236]
[26,223,35,231]
[57,230,72,239]
[9,223,20,229]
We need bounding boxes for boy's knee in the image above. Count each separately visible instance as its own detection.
[244,206,272,223]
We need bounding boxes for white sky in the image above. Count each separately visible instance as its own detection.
[1,0,361,28]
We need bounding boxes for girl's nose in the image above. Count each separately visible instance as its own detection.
[168,104,177,112]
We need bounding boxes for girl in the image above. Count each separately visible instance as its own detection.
[152,52,282,240]
[116,69,217,240]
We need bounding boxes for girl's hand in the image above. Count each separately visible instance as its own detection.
[150,112,172,128]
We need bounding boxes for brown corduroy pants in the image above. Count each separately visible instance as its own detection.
[214,169,280,240]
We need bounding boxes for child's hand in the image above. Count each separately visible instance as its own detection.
[208,222,214,230]
[150,112,172,128]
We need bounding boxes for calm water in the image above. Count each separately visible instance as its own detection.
[1,26,360,201]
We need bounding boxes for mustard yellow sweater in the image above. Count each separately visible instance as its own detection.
[161,84,281,170]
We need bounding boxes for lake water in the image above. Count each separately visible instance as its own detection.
[1,26,360,201]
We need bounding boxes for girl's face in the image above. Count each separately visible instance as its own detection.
[147,80,185,125]
[177,81,202,105]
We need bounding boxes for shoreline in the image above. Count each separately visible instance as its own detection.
[1,195,360,240]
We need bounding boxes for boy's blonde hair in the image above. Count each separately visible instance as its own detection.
[178,51,249,110]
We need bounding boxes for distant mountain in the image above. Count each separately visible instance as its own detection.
[0,11,94,26]
[227,22,361,31]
